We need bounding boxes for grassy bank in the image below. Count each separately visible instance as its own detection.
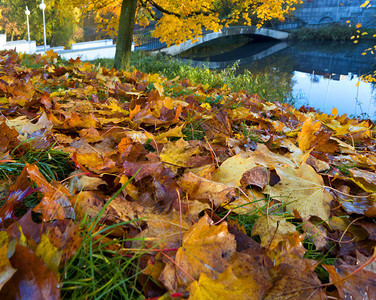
[289,24,376,41]
[91,51,295,104]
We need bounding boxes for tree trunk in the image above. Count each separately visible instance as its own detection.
[114,0,138,70]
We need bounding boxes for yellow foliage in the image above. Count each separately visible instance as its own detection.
[72,0,300,46]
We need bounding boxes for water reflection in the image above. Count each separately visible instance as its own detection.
[181,39,376,119]
[293,71,376,119]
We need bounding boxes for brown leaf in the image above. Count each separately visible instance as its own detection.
[325,262,376,299]
[70,191,103,220]
[0,121,19,152]
[240,166,269,189]
[201,110,233,142]
[0,244,59,300]
[265,237,325,299]
[123,161,164,181]
[134,210,191,249]
[26,164,74,221]
[178,172,236,207]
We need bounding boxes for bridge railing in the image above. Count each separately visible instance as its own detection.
[133,31,166,51]
[133,28,226,51]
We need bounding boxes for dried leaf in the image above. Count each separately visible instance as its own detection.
[264,163,332,221]
[252,215,297,249]
[174,215,236,287]
[178,172,236,207]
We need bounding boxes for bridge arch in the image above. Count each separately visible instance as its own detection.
[319,16,334,24]
[155,26,289,56]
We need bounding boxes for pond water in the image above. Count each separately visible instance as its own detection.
[180,38,376,120]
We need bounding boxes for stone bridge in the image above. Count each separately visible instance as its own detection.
[155,26,289,56]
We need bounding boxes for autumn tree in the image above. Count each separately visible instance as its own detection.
[0,0,35,41]
[0,0,82,47]
[72,0,300,70]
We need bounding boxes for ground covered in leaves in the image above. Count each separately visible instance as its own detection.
[1,50,376,299]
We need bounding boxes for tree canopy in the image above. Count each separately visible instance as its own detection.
[72,0,301,70]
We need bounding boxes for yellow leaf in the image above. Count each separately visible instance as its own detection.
[160,138,201,171]
[188,266,264,300]
[297,117,321,151]
[174,215,236,286]
[349,168,376,193]
[264,163,332,221]
[154,82,164,97]
[212,153,257,187]
[252,215,297,249]
[332,107,338,118]
[154,124,185,142]
[0,231,17,290]
[35,234,63,276]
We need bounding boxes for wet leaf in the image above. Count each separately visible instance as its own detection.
[34,234,62,276]
[325,262,376,299]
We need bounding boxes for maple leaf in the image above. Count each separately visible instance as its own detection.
[187,266,264,300]
[160,138,201,171]
[264,163,332,221]
[173,215,236,287]
[0,244,60,299]
[252,215,297,250]
[134,210,191,249]
[297,117,321,151]
[212,153,257,187]
[25,164,74,221]
[325,262,376,299]
[178,172,236,207]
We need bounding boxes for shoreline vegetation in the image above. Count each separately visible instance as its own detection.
[289,23,376,41]
[91,52,295,105]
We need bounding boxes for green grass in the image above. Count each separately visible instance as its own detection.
[0,145,73,182]
[219,198,337,284]
[0,143,74,220]
[61,171,148,300]
[91,52,295,104]
[61,220,145,300]
[303,240,336,283]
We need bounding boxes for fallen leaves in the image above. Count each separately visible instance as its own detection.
[0,50,376,299]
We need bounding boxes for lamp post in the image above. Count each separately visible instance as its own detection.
[25,6,30,42]
[39,0,47,52]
